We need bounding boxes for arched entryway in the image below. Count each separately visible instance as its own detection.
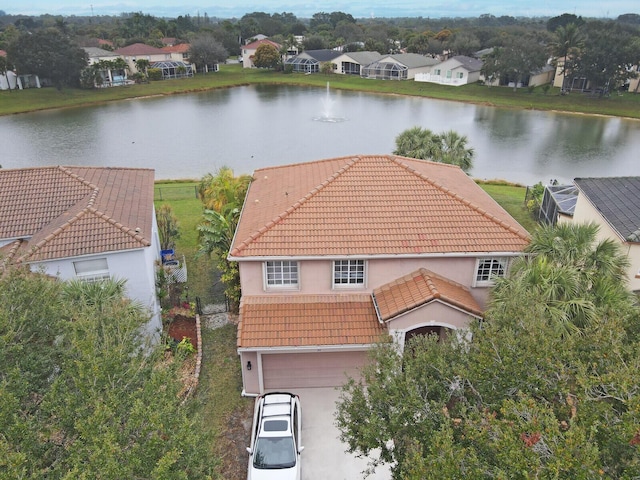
[404,324,452,345]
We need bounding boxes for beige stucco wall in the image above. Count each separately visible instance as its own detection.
[560,194,640,291]
[387,300,476,332]
[238,255,495,309]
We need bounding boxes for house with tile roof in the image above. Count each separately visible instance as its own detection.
[230,154,530,395]
[285,49,342,73]
[0,166,163,338]
[558,176,640,293]
[241,39,281,69]
[114,43,171,74]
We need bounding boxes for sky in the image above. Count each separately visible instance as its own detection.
[3,0,638,19]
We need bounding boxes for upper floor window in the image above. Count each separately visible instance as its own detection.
[474,257,509,286]
[265,260,298,288]
[73,258,110,283]
[333,260,365,287]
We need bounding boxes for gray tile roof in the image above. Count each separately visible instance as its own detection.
[451,55,484,72]
[341,51,382,65]
[574,177,640,242]
[302,49,342,62]
[386,53,440,68]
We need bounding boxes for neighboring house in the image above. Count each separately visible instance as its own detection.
[231,155,530,395]
[0,49,41,90]
[285,49,341,73]
[415,55,483,86]
[0,166,163,338]
[557,177,640,293]
[83,47,129,86]
[626,65,640,93]
[242,39,281,68]
[331,51,382,75]
[114,43,170,74]
[553,56,589,91]
[163,43,218,73]
[361,53,440,80]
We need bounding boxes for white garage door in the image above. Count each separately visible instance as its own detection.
[262,351,368,389]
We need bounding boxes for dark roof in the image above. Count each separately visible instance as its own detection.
[450,55,483,72]
[301,49,341,62]
[574,177,640,242]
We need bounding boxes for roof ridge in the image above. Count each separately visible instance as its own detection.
[16,209,91,264]
[232,156,361,255]
[392,156,530,242]
[87,207,151,246]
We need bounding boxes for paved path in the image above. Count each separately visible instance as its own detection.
[290,388,392,480]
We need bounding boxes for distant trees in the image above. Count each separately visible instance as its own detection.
[7,28,88,89]
[394,127,474,172]
[188,33,228,72]
[481,33,548,91]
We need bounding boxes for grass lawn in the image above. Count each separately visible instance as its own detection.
[3,63,640,119]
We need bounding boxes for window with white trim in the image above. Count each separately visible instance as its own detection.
[73,258,110,283]
[475,257,508,286]
[265,261,298,288]
[333,260,365,287]
[457,72,464,79]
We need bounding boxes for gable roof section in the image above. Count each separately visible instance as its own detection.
[84,47,120,59]
[0,166,155,264]
[373,268,483,321]
[230,155,530,258]
[300,49,342,62]
[162,43,190,54]
[449,55,483,72]
[574,177,640,243]
[382,53,440,68]
[340,51,382,65]
[237,294,387,348]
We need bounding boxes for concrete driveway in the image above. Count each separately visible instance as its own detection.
[290,388,392,480]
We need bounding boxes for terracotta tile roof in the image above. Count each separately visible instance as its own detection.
[0,166,155,265]
[237,294,387,348]
[230,155,530,258]
[115,43,166,55]
[162,44,190,54]
[373,268,483,321]
[243,39,281,50]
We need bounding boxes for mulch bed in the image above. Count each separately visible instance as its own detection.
[167,315,197,349]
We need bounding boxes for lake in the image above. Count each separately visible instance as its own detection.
[2,84,638,185]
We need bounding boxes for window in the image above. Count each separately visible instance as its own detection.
[265,261,298,288]
[446,70,452,78]
[434,68,441,76]
[475,257,508,285]
[73,258,110,283]
[333,260,365,287]
[457,72,464,79]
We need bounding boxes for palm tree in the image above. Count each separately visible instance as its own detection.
[549,23,584,92]
[197,167,252,312]
[394,127,475,173]
[393,126,440,161]
[489,222,632,335]
[436,130,474,172]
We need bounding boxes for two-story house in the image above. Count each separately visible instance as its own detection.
[230,155,530,395]
[0,166,163,339]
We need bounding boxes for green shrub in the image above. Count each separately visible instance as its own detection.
[147,68,162,81]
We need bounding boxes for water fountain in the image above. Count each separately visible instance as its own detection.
[314,82,346,123]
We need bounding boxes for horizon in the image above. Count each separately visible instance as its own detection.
[3,1,639,20]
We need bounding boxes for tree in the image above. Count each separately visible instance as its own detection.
[336,223,640,479]
[572,21,639,95]
[0,54,11,92]
[134,57,150,75]
[7,28,88,89]
[188,33,228,73]
[393,127,475,173]
[481,33,548,91]
[549,23,584,91]
[547,13,585,32]
[0,269,216,478]
[252,42,281,69]
[197,167,252,312]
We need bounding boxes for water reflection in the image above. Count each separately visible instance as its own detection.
[1,85,638,185]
